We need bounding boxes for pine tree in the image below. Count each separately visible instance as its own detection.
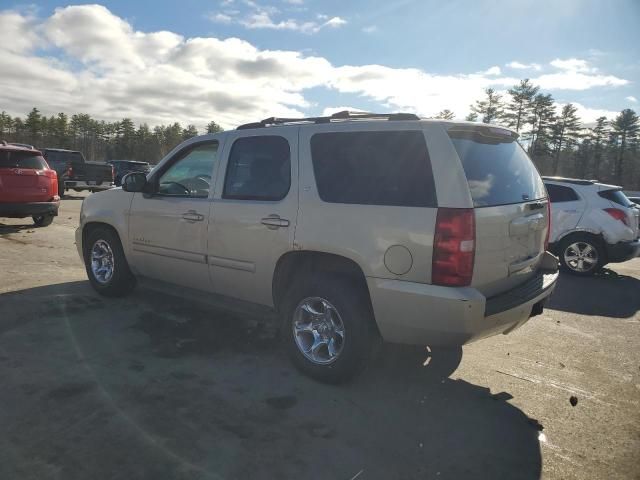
[504,79,539,133]
[464,112,478,122]
[206,121,222,134]
[590,117,609,178]
[527,93,556,155]
[470,88,504,124]
[434,109,455,120]
[611,109,640,183]
[182,124,199,140]
[551,104,582,175]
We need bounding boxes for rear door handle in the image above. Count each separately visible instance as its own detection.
[261,215,290,229]
[182,210,205,222]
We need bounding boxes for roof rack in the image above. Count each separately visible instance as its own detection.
[236,110,420,130]
[542,176,596,186]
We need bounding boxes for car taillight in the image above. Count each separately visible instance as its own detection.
[544,200,551,250]
[604,208,629,226]
[432,208,475,287]
[111,165,115,182]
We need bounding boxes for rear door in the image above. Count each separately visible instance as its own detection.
[447,126,548,297]
[0,151,53,202]
[206,129,298,306]
[544,183,585,241]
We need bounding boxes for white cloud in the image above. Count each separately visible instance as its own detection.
[208,2,345,34]
[556,102,618,125]
[362,25,378,33]
[483,66,501,76]
[322,106,367,116]
[626,96,638,103]
[0,5,630,131]
[550,58,596,73]
[506,61,542,71]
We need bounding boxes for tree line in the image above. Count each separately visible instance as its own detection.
[1,79,639,189]
[435,79,640,190]
[0,110,222,165]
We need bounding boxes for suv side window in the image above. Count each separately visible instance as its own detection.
[223,136,291,201]
[310,130,436,207]
[545,183,579,203]
[157,142,218,198]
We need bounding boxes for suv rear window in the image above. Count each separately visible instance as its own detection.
[0,151,48,169]
[448,128,545,207]
[545,183,579,203]
[310,130,436,207]
[598,189,634,208]
[43,150,83,164]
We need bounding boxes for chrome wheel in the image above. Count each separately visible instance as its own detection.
[563,241,598,273]
[90,239,115,284]
[292,297,345,365]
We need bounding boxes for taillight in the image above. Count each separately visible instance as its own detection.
[432,208,475,287]
[604,208,629,226]
[111,165,115,182]
[544,200,551,250]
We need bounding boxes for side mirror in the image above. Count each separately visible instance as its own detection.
[122,172,148,192]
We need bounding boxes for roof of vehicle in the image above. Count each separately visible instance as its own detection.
[0,140,42,154]
[542,176,623,191]
[107,159,149,164]
[235,110,519,136]
[41,148,82,153]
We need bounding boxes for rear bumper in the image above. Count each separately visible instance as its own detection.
[367,253,559,346]
[606,239,640,263]
[65,180,114,191]
[0,201,59,218]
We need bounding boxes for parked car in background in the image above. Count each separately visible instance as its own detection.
[629,196,640,206]
[0,141,59,226]
[41,148,114,197]
[543,177,640,275]
[107,160,151,186]
[76,112,558,383]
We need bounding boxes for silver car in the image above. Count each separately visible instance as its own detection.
[76,111,559,383]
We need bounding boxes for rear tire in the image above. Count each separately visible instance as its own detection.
[84,226,136,297]
[32,215,54,227]
[58,180,65,198]
[281,274,377,384]
[558,233,605,276]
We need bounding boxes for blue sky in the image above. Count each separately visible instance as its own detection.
[2,0,639,128]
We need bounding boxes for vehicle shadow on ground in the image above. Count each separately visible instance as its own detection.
[0,222,37,234]
[548,269,640,318]
[0,281,542,480]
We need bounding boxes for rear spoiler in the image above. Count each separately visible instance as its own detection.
[447,125,518,144]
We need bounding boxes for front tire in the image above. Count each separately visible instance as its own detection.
[281,274,377,384]
[32,215,54,227]
[84,227,136,296]
[558,234,605,276]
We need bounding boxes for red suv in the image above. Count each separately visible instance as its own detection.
[0,141,60,227]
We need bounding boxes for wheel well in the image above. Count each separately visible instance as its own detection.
[82,222,120,257]
[272,251,369,310]
[557,231,607,260]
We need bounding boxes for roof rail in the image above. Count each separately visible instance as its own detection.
[236,110,420,130]
[542,176,596,186]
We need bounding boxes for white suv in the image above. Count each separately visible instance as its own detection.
[76,112,558,382]
[543,177,640,275]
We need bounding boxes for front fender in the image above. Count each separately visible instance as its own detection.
[80,188,135,260]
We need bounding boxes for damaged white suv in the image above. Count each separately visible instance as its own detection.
[76,112,559,382]
[543,177,640,275]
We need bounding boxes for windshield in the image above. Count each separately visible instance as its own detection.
[0,151,48,169]
[449,130,546,207]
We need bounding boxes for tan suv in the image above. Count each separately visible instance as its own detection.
[76,111,559,383]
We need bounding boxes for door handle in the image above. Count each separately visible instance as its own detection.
[182,210,205,222]
[261,214,290,229]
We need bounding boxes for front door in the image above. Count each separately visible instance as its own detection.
[207,128,299,306]
[128,140,220,291]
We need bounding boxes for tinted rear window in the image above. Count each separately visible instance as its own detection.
[598,189,634,208]
[0,151,48,169]
[310,131,436,207]
[449,129,545,207]
[44,150,83,163]
[545,183,579,203]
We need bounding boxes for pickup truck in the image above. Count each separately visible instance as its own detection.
[42,148,114,197]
